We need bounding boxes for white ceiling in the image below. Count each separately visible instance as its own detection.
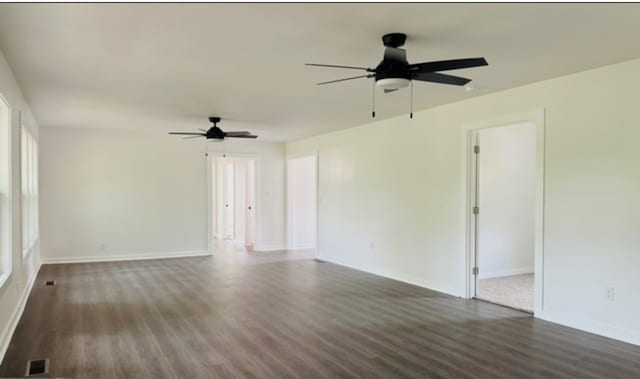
[0,3,639,141]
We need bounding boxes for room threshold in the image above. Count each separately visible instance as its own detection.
[472,297,534,315]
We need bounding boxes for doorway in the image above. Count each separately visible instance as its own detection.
[286,154,317,251]
[211,155,256,248]
[466,116,544,314]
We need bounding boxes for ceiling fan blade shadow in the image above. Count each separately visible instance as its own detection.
[412,72,471,86]
[318,74,373,85]
[410,58,488,73]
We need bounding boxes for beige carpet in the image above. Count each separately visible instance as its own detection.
[478,274,534,312]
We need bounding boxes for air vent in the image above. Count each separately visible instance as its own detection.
[25,358,49,376]
[45,280,55,287]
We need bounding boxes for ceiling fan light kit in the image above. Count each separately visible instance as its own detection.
[306,33,488,119]
[376,78,411,91]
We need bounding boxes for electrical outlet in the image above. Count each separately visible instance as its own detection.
[605,287,615,302]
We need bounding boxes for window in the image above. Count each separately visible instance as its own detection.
[0,94,10,286]
[21,125,38,256]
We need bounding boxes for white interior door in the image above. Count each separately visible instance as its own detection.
[245,159,256,247]
[234,158,247,244]
[215,157,225,239]
[223,159,235,239]
[210,157,217,240]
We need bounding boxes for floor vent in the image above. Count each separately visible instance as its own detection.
[45,280,56,287]
[25,358,49,376]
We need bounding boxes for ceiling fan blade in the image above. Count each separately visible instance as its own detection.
[384,47,407,64]
[306,63,373,72]
[224,131,251,136]
[183,135,204,139]
[412,72,471,86]
[318,74,373,85]
[169,132,206,135]
[410,58,488,72]
[227,135,258,139]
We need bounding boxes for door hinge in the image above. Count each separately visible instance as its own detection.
[472,206,479,215]
[473,267,479,276]
[473,145,480,154]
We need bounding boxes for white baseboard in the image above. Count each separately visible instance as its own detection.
[317,254,461,297]
[41,250,211,264]
[254,245,286,252]
[0,261,41,364]
[234,239,254,247]
[538,309,640,347]
[479,266,534,279]
[290,243,315,250]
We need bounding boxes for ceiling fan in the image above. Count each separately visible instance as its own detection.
[169,117,257,140]
[306,33,488,118]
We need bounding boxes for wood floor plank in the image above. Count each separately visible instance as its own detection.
[1,244,639,378]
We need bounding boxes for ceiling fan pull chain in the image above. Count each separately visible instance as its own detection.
[410,81,414,119]
[372,80,376,118]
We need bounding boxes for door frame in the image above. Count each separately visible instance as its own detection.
[286,151,319,254]
[207,151,259,254]
[461,109,545,316]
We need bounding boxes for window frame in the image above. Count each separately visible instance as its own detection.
[21,123,38,257]
[0,91,12,288]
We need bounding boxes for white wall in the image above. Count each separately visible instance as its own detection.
[478,122,536,278]
[39,130,286,261]
[287,155,316,249]
[287,57,640,346]
[0,49,41,363]
[40,127,209,262]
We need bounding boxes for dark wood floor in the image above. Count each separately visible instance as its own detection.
[2,244,640,379]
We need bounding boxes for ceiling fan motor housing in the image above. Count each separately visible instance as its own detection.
[375,55,411,90]
[207,126,225,139]
[376,33,411,89]
[375,62,411,81]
